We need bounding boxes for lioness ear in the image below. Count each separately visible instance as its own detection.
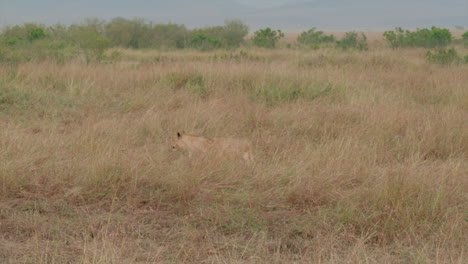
[177,132,181,138]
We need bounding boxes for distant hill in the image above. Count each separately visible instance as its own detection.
[1,0,467,30]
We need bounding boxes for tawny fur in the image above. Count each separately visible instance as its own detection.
[170,132,254,162]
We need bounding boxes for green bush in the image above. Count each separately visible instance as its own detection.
[384,27,452,48]
[222,20,249,48]
[336,32,368,51]
[383,29,404,48]
[462,31,468,47]
[105,17,150,49]
[27,27,46,42]
[0,22,108,64]
[190,34,222,51]
[252,28,284,48]
[426,48,464,65]
[68,25,111,63]
[1,23,47,46]
[5,35,23,46]
[297,28,335,49]
[150,23,189,49]
[0,23,81,64]
[189,20,249,50]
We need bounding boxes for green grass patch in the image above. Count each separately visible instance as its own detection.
[250,80,337,106]
[0,83,33,111]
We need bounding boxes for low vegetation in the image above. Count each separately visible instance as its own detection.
[252,27,285,48]
[462,31,468,47]
[383,26,453,48]
[0,18,249,62]
[426,48,466,65]
[0,20,467,263]
[296,28,335,49]
[336,31,368,51]
[2,19,467,64]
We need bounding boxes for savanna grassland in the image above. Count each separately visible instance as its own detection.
[1,43,467,263]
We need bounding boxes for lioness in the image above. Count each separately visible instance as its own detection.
[170,132,254,162]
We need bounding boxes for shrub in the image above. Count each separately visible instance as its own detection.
[1,23,46,46]
[252,28,284,48]
[427,27,452,47]
[462,31,468,47]
[383,28,404,49]
[190,34,222,51]
[384,27,452,48]
[426,48,463,65]
[336,32,368,51]
[222,20,249,48]
[0,24,80,64]
[150,23,189,49]
[68,25,111,63]
[190,20,249,50]
[297,28,335,49]
[27,27,46,42]
[5,35,24,46]
[105,17,151,48]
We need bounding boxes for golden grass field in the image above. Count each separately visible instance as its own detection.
[0,43,467,263]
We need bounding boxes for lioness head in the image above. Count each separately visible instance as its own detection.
[169,132,183,151]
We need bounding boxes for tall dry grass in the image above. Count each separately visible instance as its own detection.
[0,46,467,263]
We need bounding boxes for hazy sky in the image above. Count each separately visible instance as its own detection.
[1,0,467,31]
[235,0,309,8]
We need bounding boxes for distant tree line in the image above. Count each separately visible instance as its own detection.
[0,18,249,50]
[1,18,466,64]
[0,18,250,63]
